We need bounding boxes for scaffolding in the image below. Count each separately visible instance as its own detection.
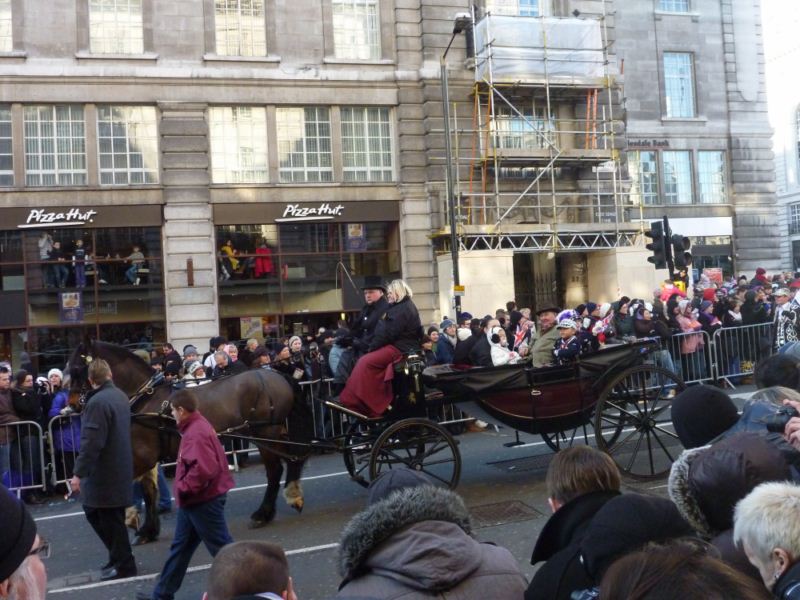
[437,2,642,253]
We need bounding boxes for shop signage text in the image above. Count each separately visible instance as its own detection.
[276,203,345,223]
[18,208,98,229]
[628,139,670,149]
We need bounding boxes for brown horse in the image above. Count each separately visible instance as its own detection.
[67,341,311,541]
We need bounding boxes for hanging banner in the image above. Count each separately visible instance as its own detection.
[59,292,84,323]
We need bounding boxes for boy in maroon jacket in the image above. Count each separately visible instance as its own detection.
[138,390,234,600]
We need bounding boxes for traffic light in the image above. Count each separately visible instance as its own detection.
[671,234,692,270]
[645,221,668,270]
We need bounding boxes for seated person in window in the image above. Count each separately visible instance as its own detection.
[124,245,145,284]
[553,319,583,365]
[220,240,240,273]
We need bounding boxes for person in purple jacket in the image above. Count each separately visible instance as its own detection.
[137,389,234,600]
[47,370,81,486]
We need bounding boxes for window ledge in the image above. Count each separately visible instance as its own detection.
[323,57,395,66]
[75,51,159,61]
[203,53,280,64]
[210,182,397,188]
[0,50,27,60]
[661,116,708,123]
[655,11,701,22]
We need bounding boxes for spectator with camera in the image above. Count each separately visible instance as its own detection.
[10,370,45,505]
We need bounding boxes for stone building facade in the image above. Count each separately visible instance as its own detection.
[0,0,778,370]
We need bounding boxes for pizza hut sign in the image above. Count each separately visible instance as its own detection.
[276,203,345,223]
[18,208,98,229]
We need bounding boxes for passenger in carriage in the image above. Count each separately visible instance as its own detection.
[420,335,437,367]
[530,306,561,367]
[338,279,423,418]
[553,319,583,365]
[489,327,522,366]
[452,316,491,365]
[507,310,533,353]
[468,317,501,367]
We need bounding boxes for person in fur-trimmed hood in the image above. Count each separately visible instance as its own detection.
[334,468,527,599]
[667,432,791,582]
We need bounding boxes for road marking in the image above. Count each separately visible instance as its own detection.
[34,470,349,523]
[48,542,339,594]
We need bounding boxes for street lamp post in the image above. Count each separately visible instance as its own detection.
[441,13,471,322]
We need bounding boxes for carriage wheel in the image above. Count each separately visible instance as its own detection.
[540,420,591,453]
[369,418,461,489]
[593,365,686,480]
[342,422,376,488]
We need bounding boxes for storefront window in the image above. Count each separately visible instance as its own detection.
[214,218,400,336]
[0,221,165,374]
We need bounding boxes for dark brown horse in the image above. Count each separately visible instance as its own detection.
[67,341,311,541]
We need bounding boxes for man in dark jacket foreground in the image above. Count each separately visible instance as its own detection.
[525,446,621,600]
[335,468,526,599]
[139,389,234,600]
[70,358,136,581]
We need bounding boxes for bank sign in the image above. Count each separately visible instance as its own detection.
[275,203,345,223]
[17,208,98,229]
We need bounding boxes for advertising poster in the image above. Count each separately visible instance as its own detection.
[59,292,83,323]
[703,268,723,285]
[240,317,263,340]
[346,223,366,251]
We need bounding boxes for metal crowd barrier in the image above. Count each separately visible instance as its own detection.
[1,421,47,496]
[47,413,81,488]
[663,330,715,385]
[713,322,775,388]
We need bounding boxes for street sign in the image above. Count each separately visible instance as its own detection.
[453,285,465,297]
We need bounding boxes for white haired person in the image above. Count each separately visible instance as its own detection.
[0,485,48,600]
[489,327,521,366]
[734,482,800,599]
[339,279,423,417]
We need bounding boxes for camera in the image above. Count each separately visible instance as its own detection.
[763,406,800,434]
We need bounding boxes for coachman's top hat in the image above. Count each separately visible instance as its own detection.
[362,275,387,292]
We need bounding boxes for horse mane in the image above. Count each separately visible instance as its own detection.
[92,341,154,376]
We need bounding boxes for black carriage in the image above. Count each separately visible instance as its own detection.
[320,339,686,488]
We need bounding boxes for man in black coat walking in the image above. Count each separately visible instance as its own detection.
[70,358,136,581]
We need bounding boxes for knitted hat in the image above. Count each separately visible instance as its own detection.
[288,336,302,349]
[597,303,612,318]
[671,385,739,449]
[700,300,713,312]
[440,319,455,331]
[790,279,800,290]
[702,288,716,301]
[557,318,578,330]
[182,345,198,356]
[457,328,472,342]
[756,267,766,275]
[776,288,790,297]
[0,485,37,581]
[459,312,473,321]
[367,467,439,506]
[185,361,203,375]
[47,368,63,380]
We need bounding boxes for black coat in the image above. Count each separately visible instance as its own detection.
[775,560,800,599]
[453,334,480,364]
[72,381,133,508]
[212,360,248,379]
[469,334,493,367]
[11,387,40,422]
[525,491,620,600]
[353,296,389,351]
[368,297,422,353]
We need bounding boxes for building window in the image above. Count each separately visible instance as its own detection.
[89,0,144,54]
[789,203,800,236]
[697,151,726,204]
[340,107,393,182]
[486,0,544,16]
[276,107,333,183]
[24,106,87,187]
[663,52,695,118]
[0,105,11,186]
[662,150,693,204]
[214,0,266,57]
[97,106,159,185]
[628,151,659,205]
[209,106,268,184]
[658,0,690,12]
[493,106,555,150]
[0,0,11,52]
[332,0,380,61]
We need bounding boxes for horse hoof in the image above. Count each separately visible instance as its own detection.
[132,535,157,546]
[291,500,304,514]
[249,509,275,528]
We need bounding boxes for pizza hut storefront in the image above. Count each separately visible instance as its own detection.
[213,201,401,342]
[0,205,165,373]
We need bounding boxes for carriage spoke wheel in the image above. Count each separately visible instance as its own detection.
[342,422,378,488]
[594,365,686,480]
[369,418,461,489]
[540,416,591,453]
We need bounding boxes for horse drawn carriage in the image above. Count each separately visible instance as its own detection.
[67,337,685,537]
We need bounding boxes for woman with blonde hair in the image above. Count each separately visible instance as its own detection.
[339,278,423,417]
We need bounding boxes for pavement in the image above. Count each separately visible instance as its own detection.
[31,382,759,600]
